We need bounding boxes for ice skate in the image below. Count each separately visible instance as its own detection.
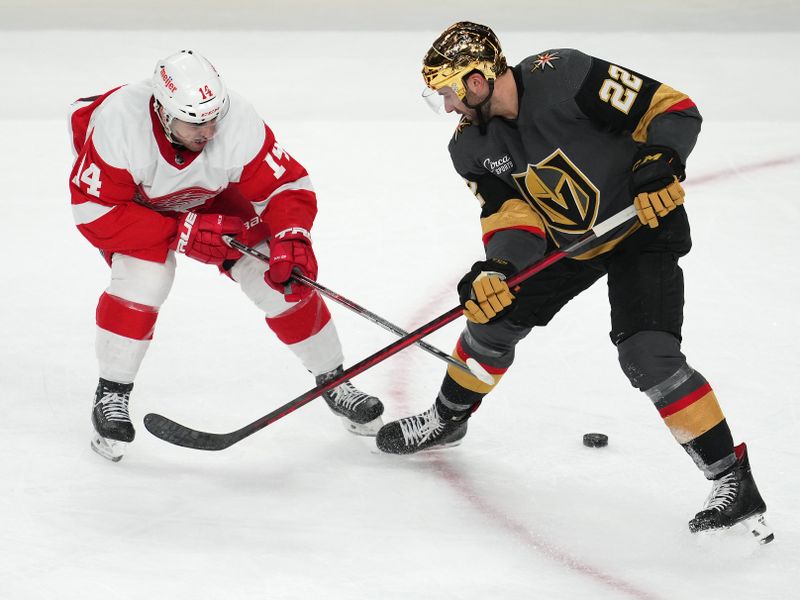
[376,403,468,454]
[90,378,135,462]
[689,443,773,544]
[317,367,384,436]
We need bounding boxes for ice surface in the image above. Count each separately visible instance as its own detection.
[1,6,799,599]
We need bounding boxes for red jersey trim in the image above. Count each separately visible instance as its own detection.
[664,98,697,113]
[482,225,546,246]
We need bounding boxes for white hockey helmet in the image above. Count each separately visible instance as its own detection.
[152,50,229,126]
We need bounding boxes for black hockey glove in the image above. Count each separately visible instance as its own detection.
[457,258,517,324]
[631,145,686,229]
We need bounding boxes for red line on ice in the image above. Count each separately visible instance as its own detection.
[392,288,663,600]
[388,154,798,599]
[689,154,800,185]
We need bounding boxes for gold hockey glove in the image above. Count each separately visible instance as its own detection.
[631,146,686,228]
[634,179,685,228]
[457,259,517,324]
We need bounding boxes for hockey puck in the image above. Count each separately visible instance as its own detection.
[583,433,608,448]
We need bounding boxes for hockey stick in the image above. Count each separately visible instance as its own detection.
[144,205,637,451]
[221,235,494,385]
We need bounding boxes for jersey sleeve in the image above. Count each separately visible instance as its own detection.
[70,135,178,263]
[232,123,317,237]
[69,87,123,156]
[573,55,702,163]
[465,172,545,246]
[450,132,547,270]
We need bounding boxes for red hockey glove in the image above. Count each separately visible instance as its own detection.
[265,227,318,302]
[171,213,244,264]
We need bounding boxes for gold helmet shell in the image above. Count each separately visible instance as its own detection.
[422,22,507,100]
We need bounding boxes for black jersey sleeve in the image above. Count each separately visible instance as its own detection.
[574,56,702,163]
[460,171,546,268]
[448,121,546,265]
[466,171,520,218]
[574,57,661,134]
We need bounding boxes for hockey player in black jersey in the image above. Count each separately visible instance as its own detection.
[375,22,772,542]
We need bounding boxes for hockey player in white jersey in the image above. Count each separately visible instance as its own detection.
[69,50,383,461]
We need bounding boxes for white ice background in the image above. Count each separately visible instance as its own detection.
[1,2,799,599]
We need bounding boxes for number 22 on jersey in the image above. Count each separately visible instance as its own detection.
[598,65,643,114]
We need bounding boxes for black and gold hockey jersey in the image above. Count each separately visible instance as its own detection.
[448,48,702,267]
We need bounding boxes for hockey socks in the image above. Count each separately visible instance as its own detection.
[645,364,735,478]
[95,292,159,383]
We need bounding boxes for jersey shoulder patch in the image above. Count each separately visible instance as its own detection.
[517,49,592,108]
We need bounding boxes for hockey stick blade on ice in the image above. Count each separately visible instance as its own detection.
[144,205,637,451]
[222,236,493,384]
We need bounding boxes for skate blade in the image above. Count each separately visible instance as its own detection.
[741,513,775,545]
[339,415,384,437]
[371,437,465,455]
[408,436,466,453]
[90,434,127,462]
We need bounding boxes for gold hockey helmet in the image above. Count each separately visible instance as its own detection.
[422,22,507,100]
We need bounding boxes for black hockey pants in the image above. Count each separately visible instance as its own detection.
[460,207,693,379]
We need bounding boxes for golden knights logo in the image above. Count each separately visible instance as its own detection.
[512,149,599,234]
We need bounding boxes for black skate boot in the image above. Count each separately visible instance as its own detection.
[90,378,135,462]
[688,443,773,544]
[376,403,468,455]
[316,366,384,436]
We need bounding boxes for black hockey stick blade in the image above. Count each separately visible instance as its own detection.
[143,304,464,450]
[144,413,240,451]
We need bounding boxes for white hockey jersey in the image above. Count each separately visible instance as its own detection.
[69,81,316,263]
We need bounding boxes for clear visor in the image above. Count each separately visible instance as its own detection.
[168,115,220,144]
[421,84,461,115]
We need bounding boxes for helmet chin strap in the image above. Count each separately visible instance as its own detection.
[463,79,494,134]
[463,79,495,111]
[153,99,181,145]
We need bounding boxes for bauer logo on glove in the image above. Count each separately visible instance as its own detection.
[170,212,243,264]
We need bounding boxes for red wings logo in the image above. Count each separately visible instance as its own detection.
[135,185,222,212]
